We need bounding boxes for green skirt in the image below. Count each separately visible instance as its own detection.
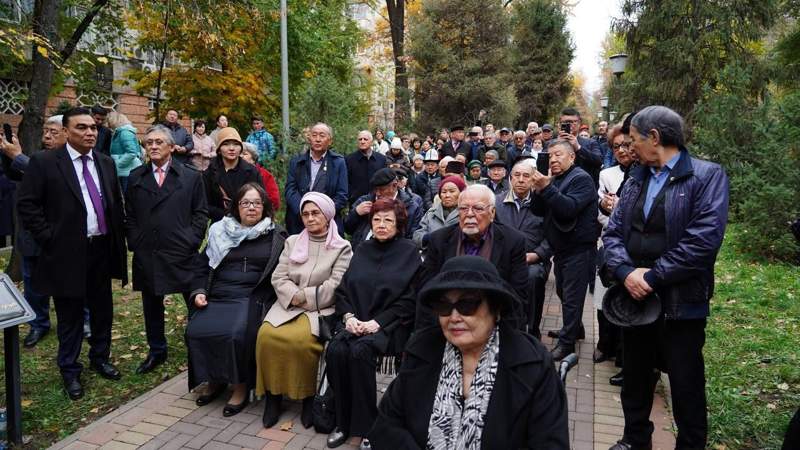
[255,314,323,399]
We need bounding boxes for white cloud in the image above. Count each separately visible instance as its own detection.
[566,0,621,96]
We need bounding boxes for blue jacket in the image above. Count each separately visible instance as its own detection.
[284,149,348,234]
[246,129,277,162]
[110,124,143,176]
[602,148,729,320]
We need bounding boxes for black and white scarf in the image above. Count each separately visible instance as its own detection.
[426,326,500,450]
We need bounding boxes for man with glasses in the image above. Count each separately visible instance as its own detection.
[345,130,386,207]
[510,130,529,166]
[530,140,598,361]
[556,107,603,187]
[416,184,529,330]
[124,124,208,374]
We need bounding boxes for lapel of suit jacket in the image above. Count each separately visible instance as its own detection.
[55,147,87,210]
[93,152,116,211]
[151,160,184,209]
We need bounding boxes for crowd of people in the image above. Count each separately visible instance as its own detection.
[0,103,730,450]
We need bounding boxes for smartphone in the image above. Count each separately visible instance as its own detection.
[536,152,549,174]
[560,123,571,134]
[2,123,12,142]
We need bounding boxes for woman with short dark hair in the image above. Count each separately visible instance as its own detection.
[325,198,421,449]
[186,182,285,417]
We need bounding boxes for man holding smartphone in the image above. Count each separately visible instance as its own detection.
[555,108,603,188]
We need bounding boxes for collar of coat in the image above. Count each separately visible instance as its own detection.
[629,147,694,184]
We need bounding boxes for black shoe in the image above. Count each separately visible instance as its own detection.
[223,398,249,417]
[23,328,48,348]
[262,392,283,428]
[593,348,611,363]
[327,428,348,448]
[90,361,121,380]
[196,383,227,406]
[548,328,585,340]
[609,371,624,387]
[609,439,651,450]
[64,377,83,400]
[136,354,166,374]
[550,344,575,361]
[301,396,314,429]
[547,329,560,339]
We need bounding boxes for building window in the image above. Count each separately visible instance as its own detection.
[0,78,27,115]
[0,0,33,22]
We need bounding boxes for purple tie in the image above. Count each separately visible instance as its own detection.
[80,155,108,235]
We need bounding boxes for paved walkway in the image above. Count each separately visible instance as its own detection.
[50,277,676,450]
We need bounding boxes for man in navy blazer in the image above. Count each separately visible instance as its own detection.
[284,123,348,234]
[17,107,128,400]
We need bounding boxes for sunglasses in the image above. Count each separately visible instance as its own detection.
[430,297,483,316]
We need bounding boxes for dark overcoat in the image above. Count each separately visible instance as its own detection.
[16,146,128,297]
[125,160,209,295]
[284,149,348,234]
[368,322,570,449]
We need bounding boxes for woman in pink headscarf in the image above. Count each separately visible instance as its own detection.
[255,192,353,429]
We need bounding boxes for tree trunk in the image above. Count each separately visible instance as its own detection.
[59,0,110,62]
[386,0,409,130]
[153,0,172,123]
[17,0,61,156]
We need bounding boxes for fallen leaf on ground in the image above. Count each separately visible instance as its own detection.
[129,345,139,351]
[21,399,32,407]
[90,407,99,413]
[280,421,293,431]
[778,382,789,391]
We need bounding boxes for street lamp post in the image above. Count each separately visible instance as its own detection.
[600,96,609,122]
[280,0,289,154]
[606,53,627,123]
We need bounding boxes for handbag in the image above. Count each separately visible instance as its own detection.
[312,351,336,433]
[315,285,332,343]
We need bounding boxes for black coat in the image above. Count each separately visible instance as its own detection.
[439,140,467,158]
[416,222,529,329]
[345,149,387,206]
[96,125,112,156]
[188,227,288,390]
[494,191,553,264]
[17,146,128,297]
[125,161,209,295]
[202,157,262,222]
[368,322,570,449]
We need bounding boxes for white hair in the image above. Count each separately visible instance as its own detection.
[46,115,63,125]
[242,142,259,160]
[461,184,496,207]
[358,130,373,141]
[512,158,536,174]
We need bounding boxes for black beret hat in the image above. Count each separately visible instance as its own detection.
[487,159,507,169]
[370,167,398,188]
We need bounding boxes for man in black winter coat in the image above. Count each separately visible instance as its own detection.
[125,124,208,374]
[345,130,386,206]
[531,139,598,361]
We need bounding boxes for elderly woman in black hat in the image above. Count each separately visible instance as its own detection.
[368,256,569,449]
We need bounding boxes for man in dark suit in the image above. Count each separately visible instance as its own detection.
[415,184,529,330]
[284,123,348,234]
[438,125,467,158]
[125,124,208,374]
[344,130,386,207]
[91,105,112,156]
[17,107,128,400]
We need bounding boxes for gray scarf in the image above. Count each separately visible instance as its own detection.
[427,326,500,450]
[206,215,274,268]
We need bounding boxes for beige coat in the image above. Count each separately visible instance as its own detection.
[265,234,352,336]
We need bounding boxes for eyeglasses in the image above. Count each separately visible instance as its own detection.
[238,200,264,208]
[612,143,630,150]
[301,210,323,218]
[430,297,484,316]
[144,139,167,146]
[458,204,490,214]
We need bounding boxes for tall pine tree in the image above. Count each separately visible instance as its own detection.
[408,0,517,130]
[509,0,573,127]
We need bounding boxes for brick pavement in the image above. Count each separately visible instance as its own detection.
[49,277,676,450]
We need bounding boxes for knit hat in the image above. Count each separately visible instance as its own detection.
[390,137,404,150]
[438,175,467,194]
[215,127,243,152]
[467,160,483,170]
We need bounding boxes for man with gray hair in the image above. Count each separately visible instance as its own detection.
[345,130,386,206]
[494,159,552,338]
[531,139,598,361]
[603,105,729,450]
[415,184,530,330]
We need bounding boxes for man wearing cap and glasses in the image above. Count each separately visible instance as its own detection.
[602,105,729,450]
[344,167,423,251]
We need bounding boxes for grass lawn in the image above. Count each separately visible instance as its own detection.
[0,273,189,448]
[706,224,800,449]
